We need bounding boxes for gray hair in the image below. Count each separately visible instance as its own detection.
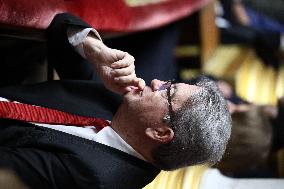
[152,77,232,170]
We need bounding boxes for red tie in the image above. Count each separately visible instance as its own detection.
[0,101,109,131]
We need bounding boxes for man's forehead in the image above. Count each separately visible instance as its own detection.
[172,83,201,107]
[176,83,201,91]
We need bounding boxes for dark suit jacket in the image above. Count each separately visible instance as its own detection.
[0,13,159,189]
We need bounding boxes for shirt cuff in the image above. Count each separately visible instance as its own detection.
[67,27,102,59]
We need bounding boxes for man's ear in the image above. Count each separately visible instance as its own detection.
[145,127,174,143]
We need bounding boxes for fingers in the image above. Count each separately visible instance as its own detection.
[135,78,146,90]
[111,63,135,77]
[113,73,137,84]
[114,75,145,88]
[111,52,135,69]
[122,78,146,93]
[114,75,145,92]
[110,51,140,88]
[99,48,146,94]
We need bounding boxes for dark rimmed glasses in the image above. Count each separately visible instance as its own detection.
[158,80,175,123]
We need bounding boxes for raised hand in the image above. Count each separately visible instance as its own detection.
[82,35,145,95]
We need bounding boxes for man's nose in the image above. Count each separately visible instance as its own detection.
[151,79,165,91]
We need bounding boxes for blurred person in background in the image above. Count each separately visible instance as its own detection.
[217,0,284,68]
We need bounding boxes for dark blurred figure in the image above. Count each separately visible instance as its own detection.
[217,0,284,68]
[216,79,284,178]
[232,0,284,33]
[217,104,276,178]
[271,98,284,152]
[243,0,284,25]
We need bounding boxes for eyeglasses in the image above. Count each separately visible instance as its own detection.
[158,80,175,123]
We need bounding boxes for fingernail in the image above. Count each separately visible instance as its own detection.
[114,77,119,81]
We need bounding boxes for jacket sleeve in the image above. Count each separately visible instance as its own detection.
[46,13,101,81]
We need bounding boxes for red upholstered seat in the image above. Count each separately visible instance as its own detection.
[0,0,210,32]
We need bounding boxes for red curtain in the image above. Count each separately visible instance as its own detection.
[0,0,210,32]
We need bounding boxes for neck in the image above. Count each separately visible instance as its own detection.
[111,108,155,162]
